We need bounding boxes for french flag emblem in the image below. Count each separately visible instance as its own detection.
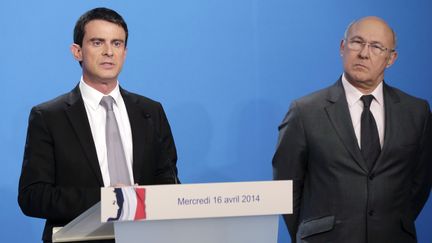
[134,187,146,220]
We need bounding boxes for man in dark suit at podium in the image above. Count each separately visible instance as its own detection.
[273,16,432,243]
[18,7,179,243]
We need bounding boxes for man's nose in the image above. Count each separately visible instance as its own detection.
[358,43,370,59]
[103,44,114,57]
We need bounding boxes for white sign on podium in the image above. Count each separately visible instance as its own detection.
[53,180,292,243]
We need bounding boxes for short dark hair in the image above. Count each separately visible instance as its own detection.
[73,7,128,47]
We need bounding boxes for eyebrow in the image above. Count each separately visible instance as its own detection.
[111,39,125,43]
[89,38,105,42]
[88,38,125,43]
[350,36,384,46]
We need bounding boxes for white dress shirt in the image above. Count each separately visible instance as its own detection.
[79,78,134,186]
[342,74,385,148]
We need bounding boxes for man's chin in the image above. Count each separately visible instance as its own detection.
[346,71,369,81]
[97,73,120,82]
[345,73,374,87]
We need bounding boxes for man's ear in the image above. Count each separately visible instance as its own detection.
[386,50,398,68]
[339,39,345,56]
[70,44,83,61]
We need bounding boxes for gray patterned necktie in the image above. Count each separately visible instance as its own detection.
[100,96,131,186]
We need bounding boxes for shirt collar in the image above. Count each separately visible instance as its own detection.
[341,73,384,107]
[79,77,122,110]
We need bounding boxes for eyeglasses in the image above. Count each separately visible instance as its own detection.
[346,39,395,56]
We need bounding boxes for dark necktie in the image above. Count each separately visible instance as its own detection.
[360,95,381,169]
[100,96,131,186]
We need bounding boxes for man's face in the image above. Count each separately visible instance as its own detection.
[340,17,397,90]
[72,20,127,85]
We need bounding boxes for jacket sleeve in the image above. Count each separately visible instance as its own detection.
[18,106,100,223]
[153,102,179,184]
[409,103,432,220]
[272,101,308,243]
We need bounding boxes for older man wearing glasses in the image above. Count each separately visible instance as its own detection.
[273,16,432,243]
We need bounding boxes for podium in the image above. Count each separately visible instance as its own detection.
[52,180,292,243]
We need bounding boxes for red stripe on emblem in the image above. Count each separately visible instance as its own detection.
[134,188,146,220]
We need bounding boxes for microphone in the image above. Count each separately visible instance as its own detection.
[170,165,179,184]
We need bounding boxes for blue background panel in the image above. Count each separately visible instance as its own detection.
[0,1,431,242]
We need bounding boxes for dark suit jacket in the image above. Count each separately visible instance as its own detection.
[18,86,179,242]
[273,79,432,243]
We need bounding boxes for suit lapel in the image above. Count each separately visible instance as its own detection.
[371,82,400,171]
[324,80,368,173]
[64,86,104,185]
[121,89,154,183]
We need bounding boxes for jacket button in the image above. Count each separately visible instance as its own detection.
[369,174,375,180]
[368,210,375,216]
